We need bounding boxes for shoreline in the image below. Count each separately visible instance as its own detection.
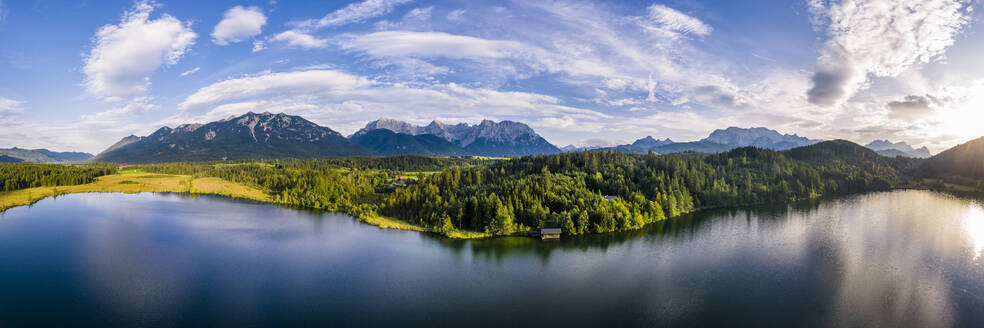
[3,173,979,240]
[0,172,494,239]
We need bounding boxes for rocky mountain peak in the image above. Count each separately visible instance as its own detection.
[865,139,932,158]
[176,123,203,132]
[91,112,365,163]
[701,126,818,150]
[631,136,674,148]
[350,117,559,155]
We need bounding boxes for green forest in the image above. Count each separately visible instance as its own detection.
[2,140,978,237]
[120,141,924,237]
[0,163,116,192]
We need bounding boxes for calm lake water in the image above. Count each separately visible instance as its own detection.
[1,190,983,327]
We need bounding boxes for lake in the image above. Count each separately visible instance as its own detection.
[1,190,983,327]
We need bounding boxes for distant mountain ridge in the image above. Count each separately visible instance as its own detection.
[91,113,563,163]
[353,118,560,156]
[700,127,820,150]
[602,127,820,155]
[350,129,466,156]
[87,112,960,166]
[0,147,93,163]
[560,145,604,153]
[631,136,674,148]
[865,140,932,158]
[0,154,24,163]
[91,112,371,164]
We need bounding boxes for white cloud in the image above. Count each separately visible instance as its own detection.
[211,6,267,45]
[271,30,329,49]
[295,0,412,29]
[806,0,971,106]
[0,97,23,126]
[83,0,196,102]
[252,40,266,52]
[179,67,200,76]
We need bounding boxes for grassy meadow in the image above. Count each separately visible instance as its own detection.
[0,168,473,238]
[0,170,270,212]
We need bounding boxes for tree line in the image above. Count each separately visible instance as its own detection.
[0,141,926,236]
[120,142,919,237]
[0,163,116,192]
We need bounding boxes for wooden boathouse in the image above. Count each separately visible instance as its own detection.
[531,228,562,240]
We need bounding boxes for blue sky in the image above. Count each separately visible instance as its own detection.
[1,0,982,154]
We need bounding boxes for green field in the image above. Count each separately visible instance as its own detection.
[0,171,270,212]
[0,169,466,238]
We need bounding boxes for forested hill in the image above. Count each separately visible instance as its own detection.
[914,136,984,180]
[6,138,981,237]
[127,140,923,237]
[0,148,93,163]
[784,140,916,170]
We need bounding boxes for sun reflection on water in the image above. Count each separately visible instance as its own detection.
[964,205,984,260]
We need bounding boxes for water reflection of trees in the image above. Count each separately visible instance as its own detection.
[417,197,831,263]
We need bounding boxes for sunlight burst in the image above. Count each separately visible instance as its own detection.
[963,205,984,260]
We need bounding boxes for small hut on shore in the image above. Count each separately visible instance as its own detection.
[530,228,562,240]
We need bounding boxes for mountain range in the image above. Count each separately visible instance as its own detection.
[864,140,932,158]
[560,145,604,153]
[85,112,944,164]
[90,113,562,163]
[0,147,93,163]
[600,127,821,155]
[90,112,370,163]
[352,118,560,156]
[701,127,820,150]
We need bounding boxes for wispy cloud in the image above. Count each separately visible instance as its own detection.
[0,97,23,126]
[339,31,528,59]
[446,9,465,21]
[294,0,412,29]
[639,4,712,38]
[179,67,200,76]
[173,68,608,137]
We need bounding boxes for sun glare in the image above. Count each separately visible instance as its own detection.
[933,88,984,145]
[963,205,984,260]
